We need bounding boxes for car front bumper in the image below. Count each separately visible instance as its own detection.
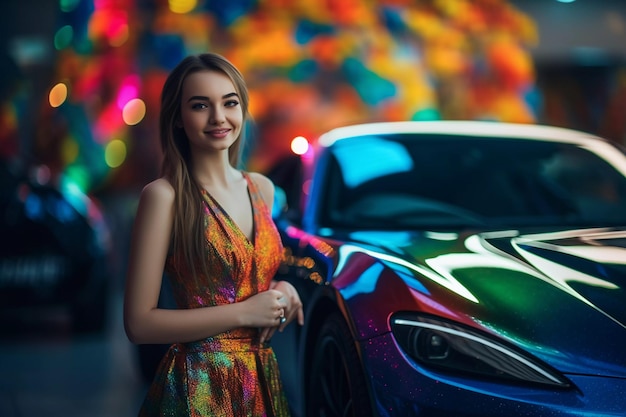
[362,334,626,417]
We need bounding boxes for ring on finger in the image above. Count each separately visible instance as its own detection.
[279,316,287,324]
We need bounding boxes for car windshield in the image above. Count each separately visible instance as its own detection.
[320,133,626,230]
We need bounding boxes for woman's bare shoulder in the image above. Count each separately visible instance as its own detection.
[141,177,175,200]
[247,171,274,192]
[247,171,273,187]
[247,172,275,206]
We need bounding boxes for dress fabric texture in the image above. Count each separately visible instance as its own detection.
[138,172,290,417]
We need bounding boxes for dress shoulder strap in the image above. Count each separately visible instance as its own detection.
[241,171,271,214]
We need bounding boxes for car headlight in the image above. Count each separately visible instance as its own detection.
[391,314,571,388]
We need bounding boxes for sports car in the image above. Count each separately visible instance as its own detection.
[269,121,626,417]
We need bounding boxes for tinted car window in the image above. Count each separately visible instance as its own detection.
[321,134,626,229]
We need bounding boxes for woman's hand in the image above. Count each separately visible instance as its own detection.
[271,280,304,329]
[240,289,288,329]
[259,280,304,343]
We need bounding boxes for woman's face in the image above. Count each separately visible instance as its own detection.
[179,69,243,155]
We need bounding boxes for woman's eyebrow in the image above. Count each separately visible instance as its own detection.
[187,92,239,102]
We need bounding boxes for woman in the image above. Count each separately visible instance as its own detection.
[124,53,303,416]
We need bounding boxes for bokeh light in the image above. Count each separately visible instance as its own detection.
[60,171,90,213]
[61,137,79,165]
[62,164,91,194]
[104,139,127,168]
[49,83,68,108]
[54,25,74,50]
[290,136,310,155]
[34,165,51,185]
[302,179,312,196]
[117,75,141,109]
[109,23,129,47]
[169,0,197,14]
[59,0,81,12]
[122,98,146,126]
[88,6,130,47]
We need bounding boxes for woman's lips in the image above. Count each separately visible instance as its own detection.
[205,128,231,138]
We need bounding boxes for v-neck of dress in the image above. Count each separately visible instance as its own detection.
[201,173,257,248]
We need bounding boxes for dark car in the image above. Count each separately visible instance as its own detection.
[0,160,111,333]
[269,121,626,417]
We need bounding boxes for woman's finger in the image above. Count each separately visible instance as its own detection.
[259,327,271,344]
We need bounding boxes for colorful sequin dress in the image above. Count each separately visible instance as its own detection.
[138,172,290,417]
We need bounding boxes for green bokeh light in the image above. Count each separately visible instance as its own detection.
[62,164,91,196]
[59,0,81,13]
[54,25,74,50]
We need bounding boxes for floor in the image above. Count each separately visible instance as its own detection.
[0,291,148,417]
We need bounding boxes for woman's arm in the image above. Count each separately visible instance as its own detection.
[123,178,287,345]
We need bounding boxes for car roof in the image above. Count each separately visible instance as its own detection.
[317,120,607,148]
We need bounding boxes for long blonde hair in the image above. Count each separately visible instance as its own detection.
[159,53,250,278]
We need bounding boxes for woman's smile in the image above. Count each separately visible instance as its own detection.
[205,128,232,138]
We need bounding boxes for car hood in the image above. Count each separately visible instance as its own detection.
[343,227,626,377]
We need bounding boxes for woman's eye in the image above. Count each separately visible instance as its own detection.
[225,100,239,108]
[191,102,208,110]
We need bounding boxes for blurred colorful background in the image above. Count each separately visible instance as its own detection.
[3,0,625,197]
[2,0,542,195]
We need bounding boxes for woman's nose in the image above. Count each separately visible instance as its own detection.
[209,106,225,125]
